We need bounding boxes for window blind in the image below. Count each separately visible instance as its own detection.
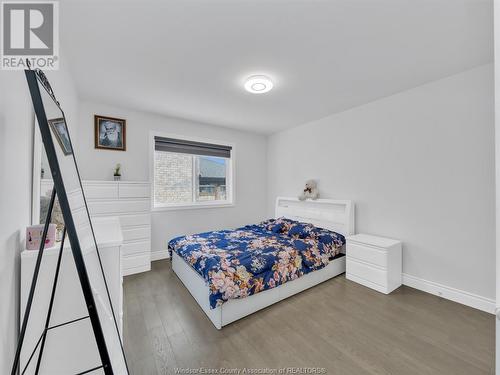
[154,136,232,158]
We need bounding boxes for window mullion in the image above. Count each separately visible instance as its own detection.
[227,159,231,202]
[192,155,197,203]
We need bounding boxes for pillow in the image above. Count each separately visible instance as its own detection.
[267,221,284,234]
[285,222,315,239]
[285,222,346,251]
[258,219,345,250]
[258,217,294,234]
[297,227,346,261]
[310,227,346,248]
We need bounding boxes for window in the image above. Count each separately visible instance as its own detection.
[153,135,233,209]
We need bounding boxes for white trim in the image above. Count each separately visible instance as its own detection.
[152,202,235,212]
[402,273,495,314]
[83,180,149,184]
[151,249,170,261]
[149,130,236,211]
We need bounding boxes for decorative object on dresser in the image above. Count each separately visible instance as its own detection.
[26,223,56,250]
[346,233,402,294]
[113,163,122,181]
[94,115,126,151]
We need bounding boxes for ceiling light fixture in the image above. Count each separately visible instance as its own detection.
[244,75,274,94]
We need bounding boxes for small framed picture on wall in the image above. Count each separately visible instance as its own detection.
[94,115,126,151]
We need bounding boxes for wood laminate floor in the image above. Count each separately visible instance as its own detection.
[123,260,494,375]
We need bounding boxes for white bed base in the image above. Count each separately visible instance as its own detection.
[172,197,355,329]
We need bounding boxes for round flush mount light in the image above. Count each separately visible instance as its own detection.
[244,75,274,94]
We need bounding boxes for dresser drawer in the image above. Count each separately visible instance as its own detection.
[118,213,151,227]
[346,258,387,287]
[122,227,150,242]
[347,242,387,268]
[119,183,150,198]
[88,199,150,215]
[122,240,150,256]
[83,183,119,199]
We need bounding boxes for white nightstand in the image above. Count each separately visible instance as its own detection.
[346,233,402,294]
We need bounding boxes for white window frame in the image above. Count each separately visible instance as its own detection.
[149,131,235,211]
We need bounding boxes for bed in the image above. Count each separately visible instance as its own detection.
[169,197,355,329]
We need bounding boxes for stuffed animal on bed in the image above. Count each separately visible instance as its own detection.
[299,179,319,200]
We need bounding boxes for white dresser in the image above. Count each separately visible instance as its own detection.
[40,179,152,276]
[20,217,123,374]
[83,180,152,276]
[346,233,402,294]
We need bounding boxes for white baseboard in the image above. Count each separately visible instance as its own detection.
[151,249,170,261]
[402,273,495,314]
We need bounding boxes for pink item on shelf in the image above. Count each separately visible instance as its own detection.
[26,224,57,250]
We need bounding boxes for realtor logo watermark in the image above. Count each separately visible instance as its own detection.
[1,1,59,70]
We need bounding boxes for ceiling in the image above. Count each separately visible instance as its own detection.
[61,0,493,134]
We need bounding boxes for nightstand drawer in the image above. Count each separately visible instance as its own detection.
[347,242,387,268]
[346,258,387,287]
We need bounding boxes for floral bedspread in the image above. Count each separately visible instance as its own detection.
[168,218,345,308]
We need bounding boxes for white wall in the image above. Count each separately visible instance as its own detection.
[494,0,500,370]
[75,100,268,252]
[0,71,33,375]
[268,65,496,304]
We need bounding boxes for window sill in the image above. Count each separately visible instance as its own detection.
[152,202,235,212]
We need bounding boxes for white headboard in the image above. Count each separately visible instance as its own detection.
[275,197,355,236]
